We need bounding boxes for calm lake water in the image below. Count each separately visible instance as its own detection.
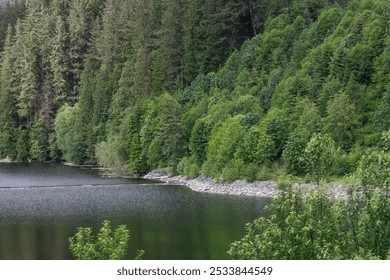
[0,163,270,260]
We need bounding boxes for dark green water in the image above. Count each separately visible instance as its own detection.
[0,163,270,260]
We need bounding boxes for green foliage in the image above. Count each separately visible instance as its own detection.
[157,94,187,168]
[54,104,86,164]
[349,149,390,259]
[255,130,277,164]
[257,108,290,158]
[234,127,258,164]
[222,158,246,182]
[324,93,360,150]
[0,0,26,51]
[259,69,282,112]
[331,145,364,176]
[120,103,147,174]
[382,130,390,152]
[189,117,212,165]
[50,15,70,106]
[15,127,29,161]
[0,0,389,184]
[96,137,129,176]
[69,220,138,260]
[255,165,274,181]
[282,132,307,175]
[230,140,390,260]
[355,150,389,192]
[303,133,337,183]
[0,25,16,159]
[309,6,343,46]
[295,99,321,138]
[151,0,185,92]
[29,116,47,161]
[140,93,187,170]
[177,156,200,179]
[230,155,390,260]
[203,116,246,178]
[377,90,390,131]
[228,182,347,260]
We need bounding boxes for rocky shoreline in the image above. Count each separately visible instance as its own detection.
[0,160,349,198]
[143,170,349,199]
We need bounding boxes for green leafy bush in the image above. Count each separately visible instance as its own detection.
[69,220,143,260]
[222,158,246,182]
[177,157,200,179]
[382,130,390,151]
[228,181,347,260]
[229,145,390,260]
[96,137,129,176]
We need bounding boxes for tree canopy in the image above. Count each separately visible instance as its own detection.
[0,0,388,184]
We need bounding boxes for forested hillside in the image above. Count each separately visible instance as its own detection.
[0,0,26,51]
[0,0,389,182]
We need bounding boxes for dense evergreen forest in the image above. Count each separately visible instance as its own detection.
[1,0,390,261]
[0,0,26,51]
[0,0,389,183]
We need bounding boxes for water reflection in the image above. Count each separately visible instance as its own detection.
[0,164,270,259]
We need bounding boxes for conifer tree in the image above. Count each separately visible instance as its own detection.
[0,0,26,51]
[130,0,158,99]
[182,0,204,83]
[152,0,185,92]
[16,19,38,128]
[50,14,70,107]
[29,115,47,161]
[21,0,52,132]
[0,25,16,158]
[68,0,91,96]
[73,58,98,162]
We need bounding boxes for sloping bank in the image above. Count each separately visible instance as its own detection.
[143,170,348,199]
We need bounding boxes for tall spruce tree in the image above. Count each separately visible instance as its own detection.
[152,0,185,92]
[68,0,91,97]
[0,25,16,158]
[50,14,71,107]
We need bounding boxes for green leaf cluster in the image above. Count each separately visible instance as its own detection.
[68,220,143,260]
